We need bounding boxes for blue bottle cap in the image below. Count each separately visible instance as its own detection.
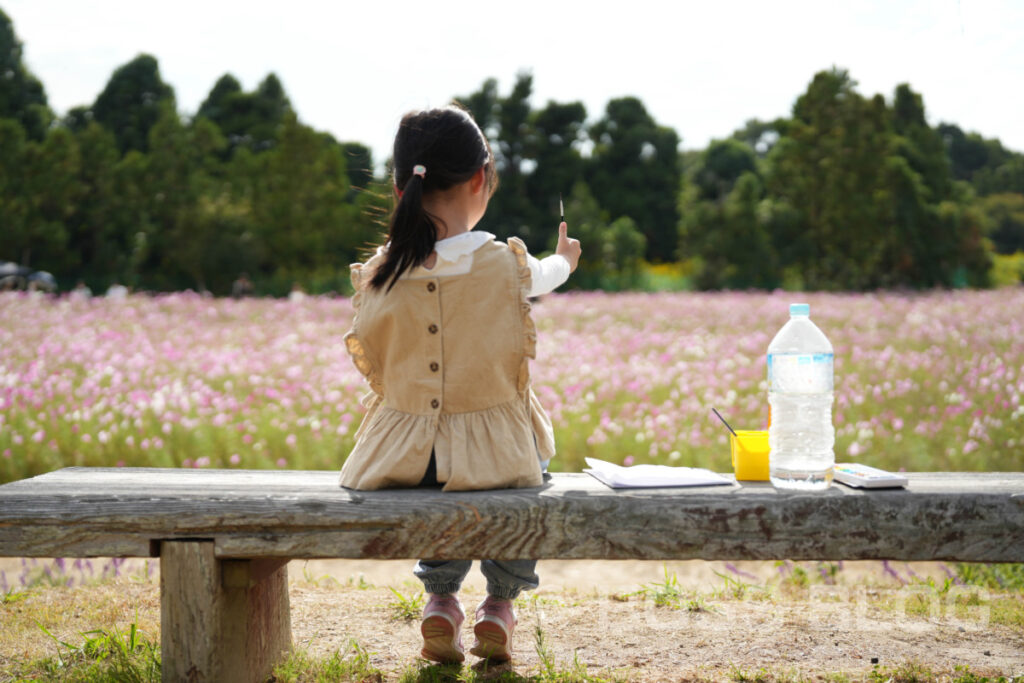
[790,303,810,317]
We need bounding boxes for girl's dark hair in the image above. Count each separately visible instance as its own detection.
[370,105,497,291]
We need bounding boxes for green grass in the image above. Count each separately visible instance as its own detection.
[956,563,1024,591]
[272,639,383,682]
[628,564,689,608]
[388,586,425,622]
[533,618,611,683]
[13,620,161,682]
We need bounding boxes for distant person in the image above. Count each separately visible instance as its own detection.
[70,280,92,301]
[26,280,46,299]
[288,283,307,302]
[105,283,128,300]
[338,105,581,665]
[231,273,253,299]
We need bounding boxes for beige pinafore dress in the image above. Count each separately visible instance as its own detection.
[339,237,556,491]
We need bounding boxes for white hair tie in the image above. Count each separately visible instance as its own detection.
[412,164,426,178]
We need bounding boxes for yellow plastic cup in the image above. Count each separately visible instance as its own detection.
[730,430,770,481]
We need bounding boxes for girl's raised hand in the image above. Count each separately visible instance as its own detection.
[556,222,581,273]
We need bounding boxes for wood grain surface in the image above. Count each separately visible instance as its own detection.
[2,468,1022,561]
[160,541,291,682]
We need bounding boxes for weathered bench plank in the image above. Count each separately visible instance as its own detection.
[2,467,1022,562]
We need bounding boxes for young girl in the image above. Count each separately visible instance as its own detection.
[339,105,581,664]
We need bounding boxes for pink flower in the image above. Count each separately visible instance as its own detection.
[623,455,635,466]
[229,454,241,465]
[276,458,287,467]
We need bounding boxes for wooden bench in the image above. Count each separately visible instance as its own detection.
[2,467,1023,682]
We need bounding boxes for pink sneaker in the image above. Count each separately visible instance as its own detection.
[420,594,465,663]
[470,596,517,662]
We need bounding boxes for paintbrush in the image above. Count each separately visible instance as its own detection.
[560,193,564,223]
[711,407,738,437]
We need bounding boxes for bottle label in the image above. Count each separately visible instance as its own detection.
[767,352,833,393]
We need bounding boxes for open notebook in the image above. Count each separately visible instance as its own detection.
[583,457,733,489]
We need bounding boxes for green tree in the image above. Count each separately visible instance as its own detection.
[340,142,374,192]
[891,84,951,202]
[681,170,777,290]
[92,54,176,154]
[938,123,993,181]
[602,215,647,286]
[766,69,897,289]
[555,181,646,290]
[693,138,758,201]
[0,9,52,140]
[457,78,499,135]
[525,100,588,229]
[973,155,1024,196]
[938,123,1024,196]
[66,122,132,286]
[143,107,230,291]
[980,193,1024,254]
[196,74,242,124]
[110,150,155,288]
[0,119,31,261]
[197,72,292,154]
[0,122,80,271]
[478,73,539,248]
[730,118,784,158]
[246,113,362,292]
[587,97,680,261]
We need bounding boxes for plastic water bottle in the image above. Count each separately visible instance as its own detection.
[767,303,835,490]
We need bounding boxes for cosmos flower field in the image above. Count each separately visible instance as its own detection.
[1,289,1022,484]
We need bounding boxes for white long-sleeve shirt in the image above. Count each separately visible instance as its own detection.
[401,231,570,296]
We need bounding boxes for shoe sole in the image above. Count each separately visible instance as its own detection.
[470,617,512,662]
[421,614,465,664]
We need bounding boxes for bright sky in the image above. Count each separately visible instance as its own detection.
[6,0,1024,168]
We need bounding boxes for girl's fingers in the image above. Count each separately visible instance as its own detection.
[559,222,568,239]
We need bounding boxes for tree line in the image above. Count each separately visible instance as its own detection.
[2,8,1023,294]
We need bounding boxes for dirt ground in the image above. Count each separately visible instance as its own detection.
[288,558,955,595]
[3,558,1023,680]
[290,584,1024,679]
[287,560,1024,680]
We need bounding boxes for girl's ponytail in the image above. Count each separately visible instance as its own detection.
[370,168,436,292]
[369,106,497,292]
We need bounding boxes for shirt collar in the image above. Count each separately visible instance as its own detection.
[433,231,494,264]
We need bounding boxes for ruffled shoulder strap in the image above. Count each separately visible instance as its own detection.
[344,255,385,395]
[506,237,537,392]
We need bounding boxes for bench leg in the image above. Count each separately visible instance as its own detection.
[160,540,291,682]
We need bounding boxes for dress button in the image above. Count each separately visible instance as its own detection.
[430,398,440,409]
[427,282,436,292]
[430,362,439,372]
[428,324,438,334]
